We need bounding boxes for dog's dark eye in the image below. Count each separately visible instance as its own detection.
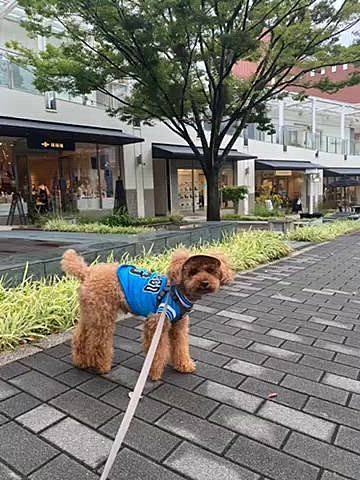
[189,268,198,276]
[206,267,215,274]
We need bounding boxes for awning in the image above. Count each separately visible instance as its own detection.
[152,143,256,161]
[0,116,143,145]
[324,168,360,176]
[328,179,360,188]
[256,159,322,171]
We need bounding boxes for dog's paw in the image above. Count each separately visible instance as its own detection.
[174,359,196,374]
[149,370,164,381]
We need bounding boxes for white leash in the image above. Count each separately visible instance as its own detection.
[100,292,170,480]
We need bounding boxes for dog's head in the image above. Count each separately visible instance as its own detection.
[168,249,234,300]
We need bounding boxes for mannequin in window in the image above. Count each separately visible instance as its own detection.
[37,183,50,214]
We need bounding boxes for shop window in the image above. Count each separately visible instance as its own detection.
[0,139,18,210]
[27,144,120,213]
[177,169,206,211]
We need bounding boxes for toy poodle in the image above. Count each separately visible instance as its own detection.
[61,249,233,380]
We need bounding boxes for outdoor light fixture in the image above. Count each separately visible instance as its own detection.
[136,153,145,166]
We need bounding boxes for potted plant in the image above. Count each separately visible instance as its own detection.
[222,186,249,214]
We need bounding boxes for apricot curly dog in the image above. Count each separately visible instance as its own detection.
[61,249,233,380]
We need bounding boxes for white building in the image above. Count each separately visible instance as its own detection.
[1,1,360,221]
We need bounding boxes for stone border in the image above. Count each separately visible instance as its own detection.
[1,221,241,285]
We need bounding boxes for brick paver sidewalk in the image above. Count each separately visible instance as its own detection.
[1,234,360,479]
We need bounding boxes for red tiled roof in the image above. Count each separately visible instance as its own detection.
[232,61,360,104]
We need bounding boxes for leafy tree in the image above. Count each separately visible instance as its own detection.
[10,0,360,220]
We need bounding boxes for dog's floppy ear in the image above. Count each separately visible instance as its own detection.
[209,252,234,285]
[167,249,192,284]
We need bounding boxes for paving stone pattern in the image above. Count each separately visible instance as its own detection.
[1,234,360,478]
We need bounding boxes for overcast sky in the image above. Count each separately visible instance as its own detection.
[334,0,359,46]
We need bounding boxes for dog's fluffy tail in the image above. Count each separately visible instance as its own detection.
[61,249,89,281]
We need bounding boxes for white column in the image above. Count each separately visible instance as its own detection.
[312,98,316,134]
[308,176,313,215]
[340,105,346,154]
[311,98,317,150]
[237,159,255,215]
[278,100,285,144]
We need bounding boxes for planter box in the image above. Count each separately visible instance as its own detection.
[268,219,294,234]
[76,198,113,210]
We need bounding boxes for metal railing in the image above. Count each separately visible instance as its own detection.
[0,48,110,109]
[246,123,360,156]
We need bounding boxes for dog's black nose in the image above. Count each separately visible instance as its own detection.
[201,281,210,288]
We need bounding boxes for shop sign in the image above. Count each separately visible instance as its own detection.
[27,137,75,151]
[275,170,292,176]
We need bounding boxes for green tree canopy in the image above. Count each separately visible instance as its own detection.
[10,0,360,220]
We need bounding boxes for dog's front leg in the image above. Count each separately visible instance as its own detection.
[170,315,196,374]
[143,314,171,381]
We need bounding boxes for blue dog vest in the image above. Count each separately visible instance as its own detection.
[117,265,193,322]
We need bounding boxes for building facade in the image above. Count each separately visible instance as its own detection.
[1,2,360,221]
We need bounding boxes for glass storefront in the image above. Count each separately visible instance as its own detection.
[255,170,305,209]
[0,136,122,216]
[177,169,206,211]
[323,176,360,210]
[176,165,234,212]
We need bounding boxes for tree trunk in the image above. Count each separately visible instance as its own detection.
[205,168,221,221]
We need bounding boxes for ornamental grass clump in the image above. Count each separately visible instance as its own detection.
[286,220,360,243]
[43,218,153,234]
[0,273,79,352]
[0,230,292,352]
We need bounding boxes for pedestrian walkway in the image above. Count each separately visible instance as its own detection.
[1,234,360,479]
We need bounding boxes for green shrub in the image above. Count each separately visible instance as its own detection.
[253,204,284,218]
[222,186,248,211]
[103,210,184,227]
[0,231,291,352]
[103,207,139,227]
[286,220,360,243]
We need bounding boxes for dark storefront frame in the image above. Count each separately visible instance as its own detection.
[0,116,143,216]
[152,143,257,214]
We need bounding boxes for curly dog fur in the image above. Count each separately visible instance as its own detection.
[62,248,234,380]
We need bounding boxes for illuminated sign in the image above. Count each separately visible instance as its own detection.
[41,141,63,149]
[275,170,292,176]
[27,138,75,151]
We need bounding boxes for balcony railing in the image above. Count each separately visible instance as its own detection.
[246,124,360,157]
[0,49,110,109]
[0,52,38,94]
